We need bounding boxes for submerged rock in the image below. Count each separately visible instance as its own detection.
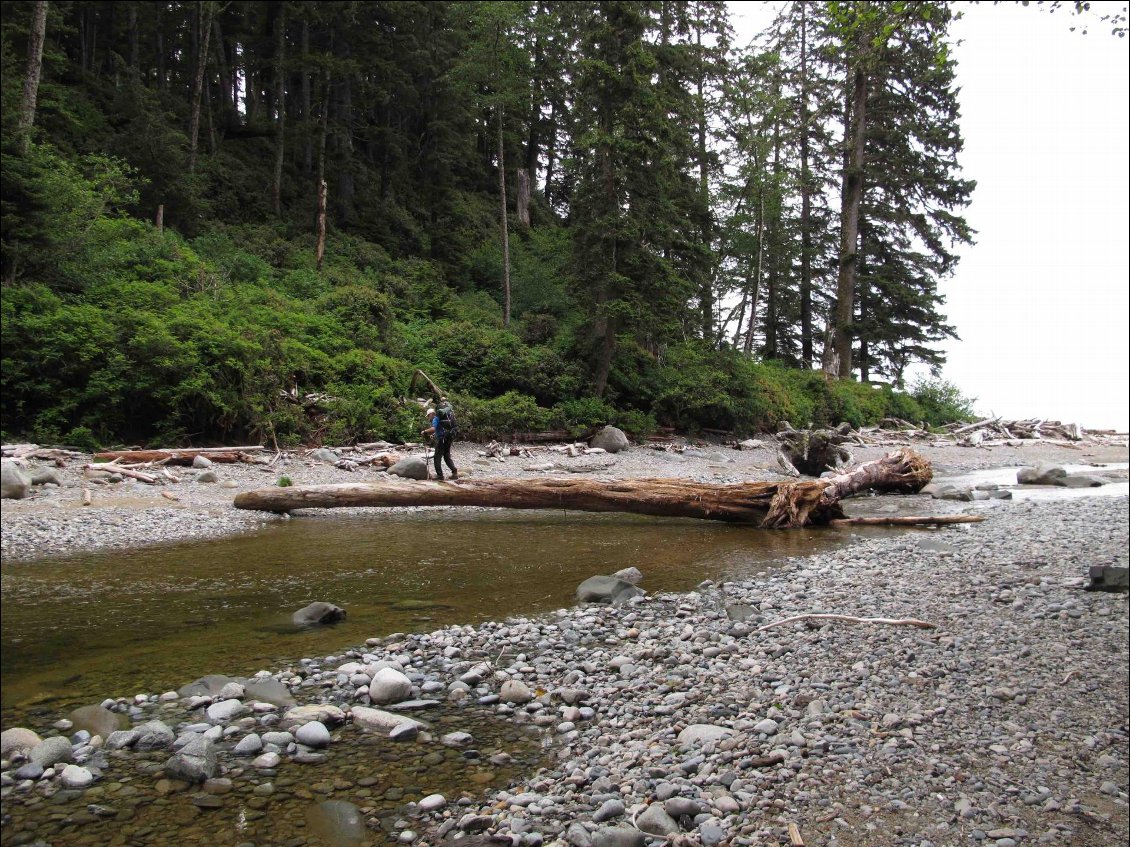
[576,575,644,605]
[293,601,346,626]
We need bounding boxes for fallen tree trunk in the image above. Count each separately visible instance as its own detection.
[94,449,259,465]
[234,448,934,529]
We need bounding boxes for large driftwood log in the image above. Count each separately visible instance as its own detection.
[94,449,260,465]
[234,448,934,529]
[775,422,855,476]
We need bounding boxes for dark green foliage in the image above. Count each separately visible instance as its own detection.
[0,0,976,447]
[910,377,976,427]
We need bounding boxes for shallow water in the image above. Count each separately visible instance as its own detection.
[0,510,860,723]
[0,510,876,846]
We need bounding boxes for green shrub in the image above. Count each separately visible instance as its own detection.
[65,426,100,454]
[553,397,616,436]
[911,377,976,427]
[458,392,550,440]
[277,475,293,487]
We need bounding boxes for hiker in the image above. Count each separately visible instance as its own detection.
[421,402,458,480]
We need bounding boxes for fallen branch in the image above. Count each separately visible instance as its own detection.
[829,515,984,528]
[756,614,938,633]
[787,822,806,847]
[81,488,91,506]
[160,491,180,502]
[83,463,157,484]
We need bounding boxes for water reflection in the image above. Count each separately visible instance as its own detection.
[1,510,858,723]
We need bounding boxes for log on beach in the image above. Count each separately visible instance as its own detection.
[234,448,935,529]
[94,448,262,465]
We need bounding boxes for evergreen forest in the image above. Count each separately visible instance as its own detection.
[1,0,983,450]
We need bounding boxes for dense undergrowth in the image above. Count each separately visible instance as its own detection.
[0,144,973,450]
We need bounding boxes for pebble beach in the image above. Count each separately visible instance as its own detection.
[1,438,1127,847]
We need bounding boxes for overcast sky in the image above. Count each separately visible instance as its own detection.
[728,2,1129,430]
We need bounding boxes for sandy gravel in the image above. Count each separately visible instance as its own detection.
[2,436,1126,563]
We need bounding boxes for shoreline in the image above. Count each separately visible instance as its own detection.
[0,439,1126,846]
[1,491,1125,846]
[3,438,1127,564]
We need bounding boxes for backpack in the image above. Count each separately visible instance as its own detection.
[436,403,457,440]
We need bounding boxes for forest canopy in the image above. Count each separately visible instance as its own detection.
[1,1,979,448]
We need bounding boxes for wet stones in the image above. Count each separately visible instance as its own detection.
[292,601,347,626]
[369,667,413,704]
[0,728,41,759]
[294,721,331,748]
[163,736,218,783]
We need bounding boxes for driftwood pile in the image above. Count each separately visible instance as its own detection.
[737,417,1124,452]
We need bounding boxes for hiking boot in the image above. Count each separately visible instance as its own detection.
[452,470,459,480]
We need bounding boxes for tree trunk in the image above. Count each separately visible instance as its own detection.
[188,0,215,173]
[234,449,933,529]
[517,168,531,229]
[302,19,312,174]
[272,2,286,216]
[695,20,714,342]
[835,58,867,379]
[798,1,813,368]
[127,2,139,79]
[17,0,49,155]
[315,179,327,271]
[498,104,511,327]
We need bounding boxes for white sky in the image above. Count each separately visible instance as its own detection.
[729,2,1130,430]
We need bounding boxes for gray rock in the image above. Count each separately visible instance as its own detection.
[280,704,346,729]
[677,724,734,747]
[589,426,630,454]
[566,822,594,847]
[252,751,281,768]
[441,731,473,747]
[724,603,759,622]
[192,455,214,468]
[590,826,646,847]
[1055,474,1106,488]
[350,706,423,733]
[306,800,366,847]
[60,764,94,789]
[593,799,625,822]
[1,461,31,499]
[28,466,63,486]
[388,457,429,480]
[293,601,346,626]
[244,678,297,708]
[134,720,175,751]
[67,705,122,739]
[295,721,331,748]
[15,762,44,780]
[178,674,239,698]
[753,718,779,735]
[308,448,340,464]
[698,822,726,846]
[576,575,645,605]
[1086,565,1129,593]
[196,470,219,483]
[104,730,140,751]
[419,793,447,813]
[389,722,421,742]
[232,733,263,756]
[611,567,644,584]
[206,699,248,724]
[738,439,766,450]
[1017,464,1067,485]
[664,798,707,818]
[30,736,74,768]
[500,679,534,704]
[163,736,218,782]
[368,667,413,704]
[636,804,680,836]
[1,727,42,758]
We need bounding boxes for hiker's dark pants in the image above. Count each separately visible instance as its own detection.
[433,436,457,479]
